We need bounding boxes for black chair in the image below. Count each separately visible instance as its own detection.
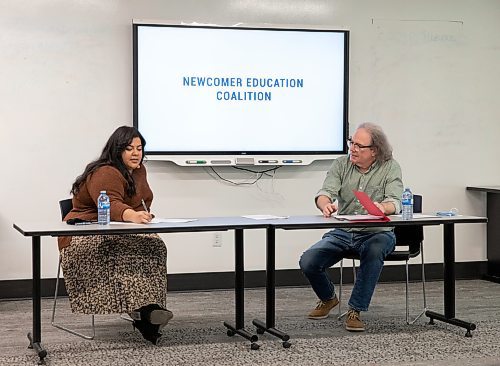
[338,195,426,324]
[59,199,73,221]
[51,198,96,339]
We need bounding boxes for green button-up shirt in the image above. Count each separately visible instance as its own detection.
[315,155,404,232]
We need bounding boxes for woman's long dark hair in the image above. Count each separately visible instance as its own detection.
[71,126,146,197]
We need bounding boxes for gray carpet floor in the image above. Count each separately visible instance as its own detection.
[1,280,499,365]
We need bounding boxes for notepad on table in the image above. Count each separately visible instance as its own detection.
[150,218,198,223]
[242,214,289,220]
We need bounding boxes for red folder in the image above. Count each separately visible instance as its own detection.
[352,190,391,222]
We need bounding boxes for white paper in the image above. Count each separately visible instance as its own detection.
[242,214,289,220]
[335,214,385,221]
[109,218,198,225]
[150,218,198,223]
[393,214,440,219]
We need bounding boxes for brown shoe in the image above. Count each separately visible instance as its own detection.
[308,296,339,319]
[345,309,365,332]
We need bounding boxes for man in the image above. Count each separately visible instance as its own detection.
[299,122,403,331]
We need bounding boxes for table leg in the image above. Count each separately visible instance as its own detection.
[484,192,500,283]
[27,236,47,364]
[252,227,291,348]
[425,223,476,337]
[223,229,259,349]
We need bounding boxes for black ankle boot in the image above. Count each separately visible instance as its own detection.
[132,304,173,345]
[132,319,161,345]
[139,304,173,328]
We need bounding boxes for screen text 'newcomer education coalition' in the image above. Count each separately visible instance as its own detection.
[182,76,304,101]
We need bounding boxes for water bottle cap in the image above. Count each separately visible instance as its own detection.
[100,190,106,194]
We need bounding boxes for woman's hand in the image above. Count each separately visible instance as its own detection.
[122,208,152,223]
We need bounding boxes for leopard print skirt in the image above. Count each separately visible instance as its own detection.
[60,234,167,314]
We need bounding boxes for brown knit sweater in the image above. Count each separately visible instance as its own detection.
[58,164,153,250]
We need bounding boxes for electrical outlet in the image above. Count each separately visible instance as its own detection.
[213,232,223,247]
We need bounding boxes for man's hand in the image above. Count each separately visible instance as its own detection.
[316,195,338,217]
[374,202,386,215]
[374,201,396,215]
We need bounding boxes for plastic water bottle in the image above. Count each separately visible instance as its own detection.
[97,191,110,225]
[401,187,413,220]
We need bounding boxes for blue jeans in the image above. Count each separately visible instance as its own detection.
[299,229,396,312]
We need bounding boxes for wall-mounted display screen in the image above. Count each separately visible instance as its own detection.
[133,22,349,166]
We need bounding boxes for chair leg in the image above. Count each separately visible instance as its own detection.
[337,259,344,318]
[420,241,427,310]
[405,242,427,325]
[120,313,133,323]
[405,260,410,323]
[51,256,96,340]
[338,259,356,320]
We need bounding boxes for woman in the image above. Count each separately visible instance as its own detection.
[58,126,171,345]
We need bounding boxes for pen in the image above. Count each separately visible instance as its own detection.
[141,199,149,212]
[75,221,97,225]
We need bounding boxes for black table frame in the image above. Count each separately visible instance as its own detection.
[252,215,487,344]
[467,186,500,283]
[13,218,269,364]
[13,214,487,363]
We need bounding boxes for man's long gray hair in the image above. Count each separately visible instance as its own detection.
[357,122,393,163]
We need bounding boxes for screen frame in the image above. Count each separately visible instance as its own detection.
[133,21,349,166]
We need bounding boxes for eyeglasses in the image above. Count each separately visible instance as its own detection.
[347,137,373,151]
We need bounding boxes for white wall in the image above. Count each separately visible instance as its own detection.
[1,0,499,280]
